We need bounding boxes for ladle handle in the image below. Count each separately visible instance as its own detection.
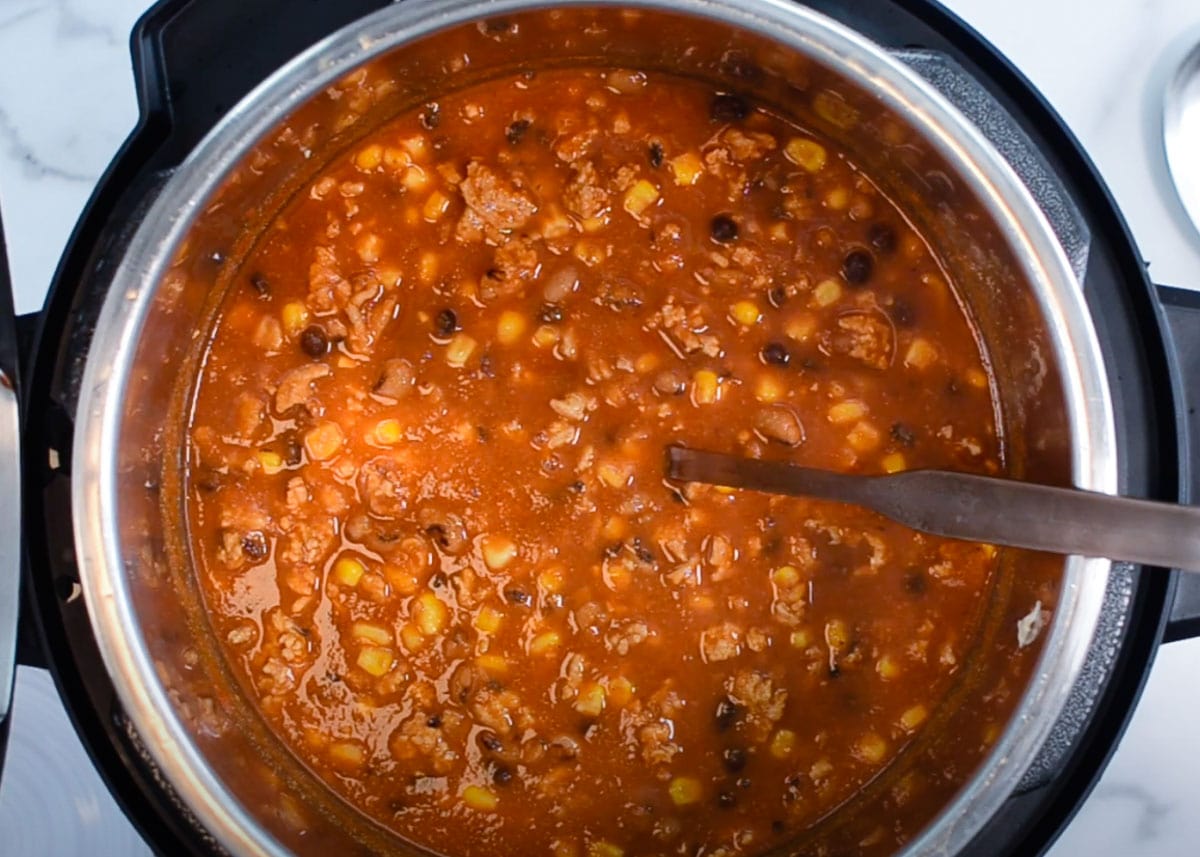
[668,447,1200,572]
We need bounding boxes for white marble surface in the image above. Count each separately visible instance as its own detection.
[1,0,1199,855]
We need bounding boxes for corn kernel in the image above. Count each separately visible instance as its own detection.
[383,146,409,170]
[403,166,430,192]
[357,232,382,262]
[772,565,801,588]
[966,368,989,389]
[281,301,310,337]
[770,729,797,759]
[785,311,818,341]
[587,842,625,857]
[597,461,633,489]
[256,450,284,475]
[825,619,849,651]
[904,338,938,370]
[532,324,560,349]
[876,655,901,680]
[329,741,365,769]
[691,369,720,406]
[668,776,703,806]
[445,332,477,368]
[790,628,812,649]
[538,566,565,594]
[334,556,366,587]
[384,565,421,595]
[900,704,928,732]
[581,215,609,233]
[400,135,430,161]
[602,515,628,540]
[828,400,866,425]
[304,421,344,462]
[463,785,498,812]
[356,645,394,677]
[669,151,704,186]
[574,681,607,716]
[814,90,859,130]
[810,758,834,781]
[481,534,517,570]
[354,144,383,170]
[623,179,660,217]
[608,676,635,707]
[730,300,761,326]
[400,623,425,652]
[351,622,391,646]
[854,732,889,764]
[784,137,827,172]
[423,189,450,222]
[374,419,403,445]
[496,310,527,345]
[847,421,881,453]
[881,452,907,474]
[474,606,503,634]
[812,278,842,307]
[413,592,447,636]
[754,374,785,403]
[572,239,607,267]
[825,187,849,210]
[635,352,659,373]
[529,630,562,656]
[476,653,509,675]
[418,252,438,286]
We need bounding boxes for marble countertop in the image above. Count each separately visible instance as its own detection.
[2,1,1199,855]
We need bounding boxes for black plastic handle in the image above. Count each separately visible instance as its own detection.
[0,202,19,779]
[1159,285,1200,642]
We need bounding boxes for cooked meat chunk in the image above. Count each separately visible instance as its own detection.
[274,363,330,414]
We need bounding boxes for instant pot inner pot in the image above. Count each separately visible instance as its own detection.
[95,5,1085,855]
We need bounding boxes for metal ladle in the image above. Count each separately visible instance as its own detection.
[1165,39,1200,239]
[667,446,1200,572]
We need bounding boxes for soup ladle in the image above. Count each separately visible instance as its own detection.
[666,445,1200,572]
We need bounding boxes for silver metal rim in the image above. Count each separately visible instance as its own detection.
[71,0,1117,854]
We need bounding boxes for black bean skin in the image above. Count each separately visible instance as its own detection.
[723,747,748,772]
[711,93,749,122]
[715,697,741,732]
[648,141,664,168]
[868,222,897,253]
[842,249,874,285]
[711,214,739,243]
[299,326,328,358]
[761,342,790,366]
[506,119,531,144]
[435,308,458,337]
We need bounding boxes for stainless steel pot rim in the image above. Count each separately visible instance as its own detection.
[71,1,1117,855]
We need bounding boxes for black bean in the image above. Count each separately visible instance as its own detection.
[710,214,739,243]
[891,298,916,327]
[772,819,786,833]
[761,342,790,366]
[480,732,503,752]
[842,249,874,285]
[299,325,328,358]
[429,572,447,589]
[568,480,585,494]
[718,791,737,809]
[631,539,655,564]
[284,438,303,466]
[711,93,749,122]
[904,570,927,595]
[868,222,896,254]
[890,422,916,447]
[722,747,747,772]
[426,714,442,728]
[249,272,270,298]
[767,285,788,308]
[493,765,513,785]
[434,308,458,337]
[737,776,753,790]
[539,304,564,324]
[648,141,664,169]
[715,697,741,732]
[505,588,532,606]
[505,119,531,145]
[241,532,268,562]
[419,102,441,130]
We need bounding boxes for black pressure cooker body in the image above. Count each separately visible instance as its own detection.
[3,1,1199,856]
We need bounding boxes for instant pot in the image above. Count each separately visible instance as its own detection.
[1,0,1199,855]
